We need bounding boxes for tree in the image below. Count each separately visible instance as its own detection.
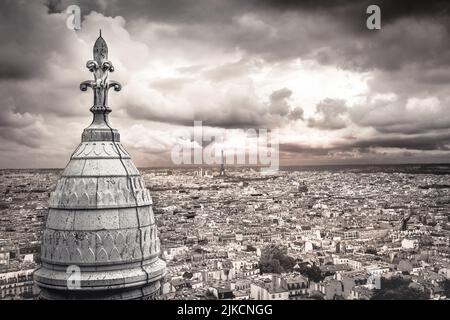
[309,292,324,300]
[443,279,450,298]
[259,244,295,274]
[365,248,377,255]
[300,265,324,283]
[371,276,429,300]
[419,235,434,247]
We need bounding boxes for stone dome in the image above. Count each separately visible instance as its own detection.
[33,32,166,300]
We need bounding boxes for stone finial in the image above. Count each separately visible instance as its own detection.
[80,31,122,114]
[34,32,167,299]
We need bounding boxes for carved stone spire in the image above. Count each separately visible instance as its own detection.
[220,149,225,176]
[79,31,122,143]
[34,32,166,300]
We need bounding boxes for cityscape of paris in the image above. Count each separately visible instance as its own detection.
[1,0,450,307]
[1,164,450,301]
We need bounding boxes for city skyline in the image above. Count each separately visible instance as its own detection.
[1,0,450,168]
[2,164,449,300]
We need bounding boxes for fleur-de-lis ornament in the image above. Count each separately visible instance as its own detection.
[80,30,122,114]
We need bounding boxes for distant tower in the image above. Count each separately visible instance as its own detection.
[220,149,225,176]
[34,32,166,300]
[400,210,413,231]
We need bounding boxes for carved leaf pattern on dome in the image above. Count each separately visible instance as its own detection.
[95,233,102,245]
[69,193,78,206]
[67,232,76,248]
[60,248,70,261]
[103,233,114,254]
[53,246,60,261]
[95,233,103,261]
[80,192,89,206]
[132,247,141,259]
[97,248,108,262]
[41,226,159,265]
[93,143,102,156]
[49,176,152,209]
[86,248,95,263]
[71,142,130,159]
[86,179,97,202]
[83,143,94,156]
[115,190,125,205]
[73,248,83,263]
[102,143,111,156]
[98,190,114,206]
[115,232,125,251]
[126,230,135,247]
[121,244,130,260]
[110,247,120,261]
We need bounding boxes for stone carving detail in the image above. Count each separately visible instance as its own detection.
[35,32,166,300]
[80,32,122,114]
[72,141,130,159]
[49,176,153,209]
[41,225,160,264]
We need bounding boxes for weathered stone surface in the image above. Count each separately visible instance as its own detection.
[72,141,130,159]
[34,33,166,300]
[48,176,152,209]
[40,224,160,265]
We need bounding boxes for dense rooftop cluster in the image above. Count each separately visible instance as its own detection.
[0,165,449,299]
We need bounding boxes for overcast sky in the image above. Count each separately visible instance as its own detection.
[0,0,450,168]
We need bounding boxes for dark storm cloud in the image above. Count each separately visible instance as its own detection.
[350,134,450,151]
[281,133,450,157]
[304,92,450,136]
[125,87,304,129]
[308,99,348,130]
[269,88,293,116]
[258,0,450,26]
[0,103,34,128]
[127,0,448,73]
[45,0,249,24]
[0,126,46,149]
[46,0,450,26]
[45,0,65,14]
[349,95,450,135]
[0,1,45,79]
[41,0,450,72]
[0,0,84,81]
[280,143,333,157]
[267,88,303,121]
[257,0,450,72]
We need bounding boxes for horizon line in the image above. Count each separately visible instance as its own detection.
[1,162,450,171]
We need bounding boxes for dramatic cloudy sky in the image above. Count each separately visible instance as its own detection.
[1,0,450,168]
